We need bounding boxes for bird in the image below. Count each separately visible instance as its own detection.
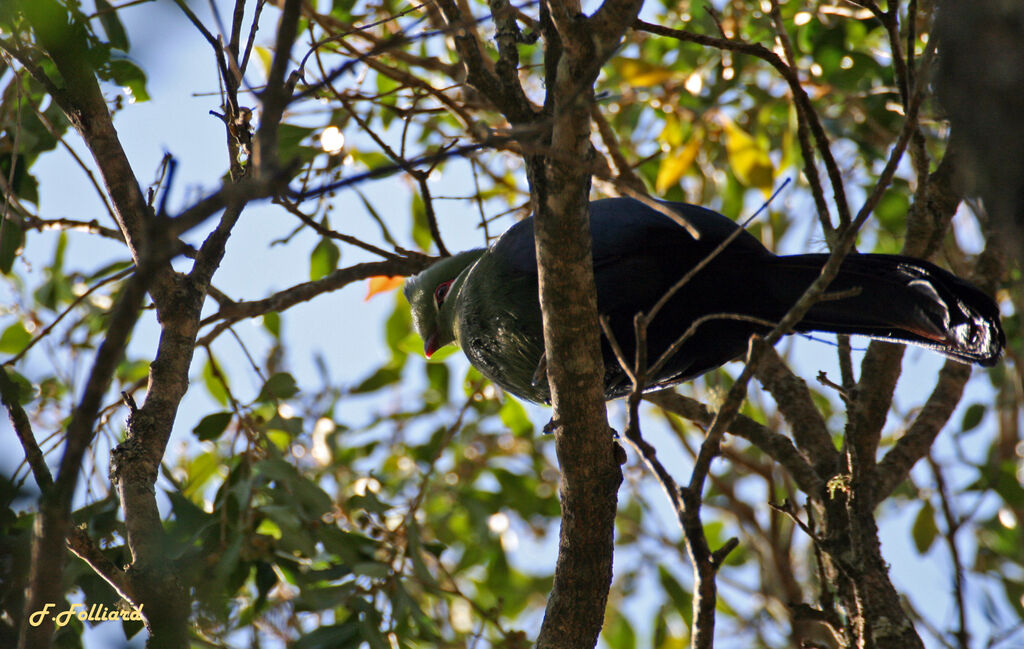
[404,198,1004,404]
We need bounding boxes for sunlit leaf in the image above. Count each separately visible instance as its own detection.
[411,193,432,251]
[603,612,636,649]
[0,322,31,354]
[116,359,149,384]
[106,57,150,102]
[385,297,413,353]
[254,46,273,78]
[499,397,532,436]
[262,311,281,338]
[202,358,229,406]
[658,113,684,148]
[615,57,683,87]
[656,131,702,194]
[720,115,774,193]
[310,238,340,280]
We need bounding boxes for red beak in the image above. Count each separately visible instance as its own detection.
[424,333,440,358]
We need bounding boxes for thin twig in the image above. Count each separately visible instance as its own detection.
[0,367,53,490]
[927,454,969,649]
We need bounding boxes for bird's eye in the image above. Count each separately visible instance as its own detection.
[434,280,454,305]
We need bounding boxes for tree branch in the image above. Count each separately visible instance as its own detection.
[254,0,303,172]
[198,257,431,344]
[0,367,52,490]
[750,339,838,478]
[645,390,824,497]
[872,361,970,504]
[66,527,134,605]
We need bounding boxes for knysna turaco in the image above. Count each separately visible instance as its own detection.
[404,198,1004,404]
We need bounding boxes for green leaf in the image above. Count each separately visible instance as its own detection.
[292,476,333,516]
[385,297,412,352]
[424,362,449,404]
[911,501,938,554]
[262,311,281,338]
[874,187,910,234]
[257,372,299,401]
[95,0,129,51]
[351,364,403,394]
[603,612,637,649]
[202,358,229,406]
[52,231,67,272]
[86,259,132,282]
[410,193,432,251]
[264,413,303,436]
[0,322,32,354]
[1,368,35,403]
[499,397,532,436]
[352,561,389,578]
[0,217,24,275]
[106,57,150,102]
[990,461,1024,508]
[116,359,149,384]
[293,621,361,649]
[658,566,692,623]
[181,451,223,499]
[960,403,986,433]
[277,124,317,165]
[193,411,233,441]
[309,238,340,280]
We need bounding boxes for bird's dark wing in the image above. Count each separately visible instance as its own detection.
[587,198,770,308]
[484,198,777,396]
[582,200,778,392]
[494,198,768,276]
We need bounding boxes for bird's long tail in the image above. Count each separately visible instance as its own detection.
[768,253,1004,366]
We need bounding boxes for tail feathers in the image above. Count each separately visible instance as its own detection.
[770,254,1005,366]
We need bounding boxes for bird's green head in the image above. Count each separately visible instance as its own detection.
[404,249,485,357]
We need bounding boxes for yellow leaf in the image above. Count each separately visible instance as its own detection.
[659,113,684,148]
[779,104,801,172]
[616,58,682,87]
[720,115,774,194]
[656,133,703,194]
[365,276,404,301]
[254,46,273,78]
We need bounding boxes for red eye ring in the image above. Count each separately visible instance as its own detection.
[434,280,454,305]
